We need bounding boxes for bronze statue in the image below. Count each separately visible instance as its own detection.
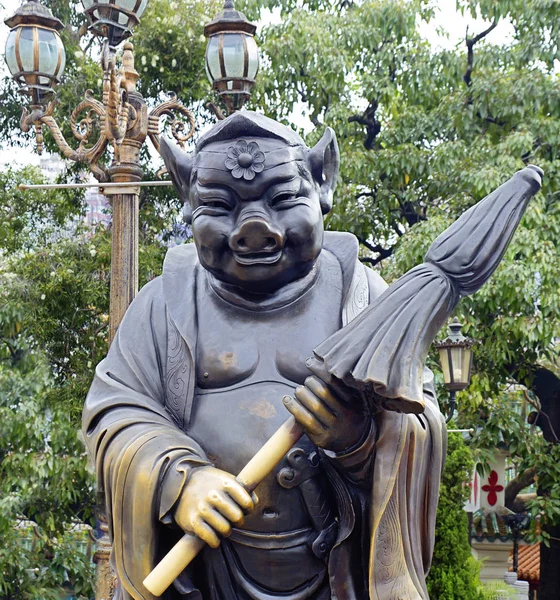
[83,111,543,600]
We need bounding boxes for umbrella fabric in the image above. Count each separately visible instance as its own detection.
[314,165,543,414]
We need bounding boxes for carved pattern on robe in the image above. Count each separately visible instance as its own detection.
[374,488,412,598]
[342,261,369,326]
[166,317,189,426]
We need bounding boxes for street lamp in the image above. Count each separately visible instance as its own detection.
[4,1,66,105]
[504,512,531,573]
[3,0,199,340]
[81,0,149,47]
[204,0,260,114]
[435,317,474,423]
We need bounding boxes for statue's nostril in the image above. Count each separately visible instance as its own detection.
[237,238,247,249]
[264,238,276,250]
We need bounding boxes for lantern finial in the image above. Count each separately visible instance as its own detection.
[4,0,64,31]
[448,317,463,337]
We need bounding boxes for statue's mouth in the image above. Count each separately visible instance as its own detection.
[234,250,282,266]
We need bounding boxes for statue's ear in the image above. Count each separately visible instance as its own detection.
[160,137,194,224]
[307,127,340,214]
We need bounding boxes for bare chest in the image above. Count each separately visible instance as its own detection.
[187,260,343,531]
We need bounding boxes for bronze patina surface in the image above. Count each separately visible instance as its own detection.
[83,111,542,600]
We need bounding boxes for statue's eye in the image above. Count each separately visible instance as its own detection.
[202,199,231,210]
[271,193,298,209]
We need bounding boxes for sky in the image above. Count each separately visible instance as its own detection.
[0,0,514,170]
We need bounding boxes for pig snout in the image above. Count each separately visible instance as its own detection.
[229,217,283,254]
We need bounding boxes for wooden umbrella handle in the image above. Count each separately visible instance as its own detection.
[143,416,304,597]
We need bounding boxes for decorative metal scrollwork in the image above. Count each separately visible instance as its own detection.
[148,93,196,153]
[21,94,110,182]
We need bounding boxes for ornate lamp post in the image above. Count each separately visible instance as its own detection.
[504,512,531,573]
[435,317,475,423]
[4,0,260,337]
[4,0,196,341]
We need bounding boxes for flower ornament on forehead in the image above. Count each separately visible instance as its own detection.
[225,140,266,180]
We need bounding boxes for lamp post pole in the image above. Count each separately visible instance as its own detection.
[105,42,144,342]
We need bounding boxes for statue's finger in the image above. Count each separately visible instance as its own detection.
[222,478,254,512]
[295,383,337,426]
[209,490,244,525]
[305,355,332,383]
[202,508,232,538]
[303,376,341,416]
[306,357,353,401]
[192,518,221,549]
[282,395,325,437]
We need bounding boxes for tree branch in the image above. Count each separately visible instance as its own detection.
[357,236,394,265]
[505,467,537,511]
[348,99,382,150]
[396,196,426,227]
[391,220,405,237]
[475,111,506,126]
[359,256,379,266]
[463,19,499,87]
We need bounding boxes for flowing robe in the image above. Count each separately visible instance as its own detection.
[83,232,446,600]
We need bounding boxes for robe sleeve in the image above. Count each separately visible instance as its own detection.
[323,419,376,484]
[82,277,210,600]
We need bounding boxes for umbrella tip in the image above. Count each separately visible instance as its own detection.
[526,164,544,178]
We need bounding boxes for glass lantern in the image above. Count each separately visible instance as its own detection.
[81,0,149,47]
[4,1,66,104]
[435,318,474,392]
[204,0,259,113]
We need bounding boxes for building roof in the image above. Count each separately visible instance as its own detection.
[510,544,540,586]
[471,509,512,542]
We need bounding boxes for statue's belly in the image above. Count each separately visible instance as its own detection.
[189,381,314,532]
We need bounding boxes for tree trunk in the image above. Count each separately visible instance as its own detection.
[505,467,536,511]
[538,516,560,599]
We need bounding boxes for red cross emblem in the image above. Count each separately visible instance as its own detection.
[482,470,504,506]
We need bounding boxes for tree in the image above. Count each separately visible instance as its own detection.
[0,165,83,254]
[0,167,174,596]
[0,280,95,598]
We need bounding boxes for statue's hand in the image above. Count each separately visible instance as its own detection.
[174,466,256,548]
[283,358,369,454]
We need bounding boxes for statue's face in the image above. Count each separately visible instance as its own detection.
[190,138,324,293]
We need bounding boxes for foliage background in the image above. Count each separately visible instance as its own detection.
[1,0,559,597]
